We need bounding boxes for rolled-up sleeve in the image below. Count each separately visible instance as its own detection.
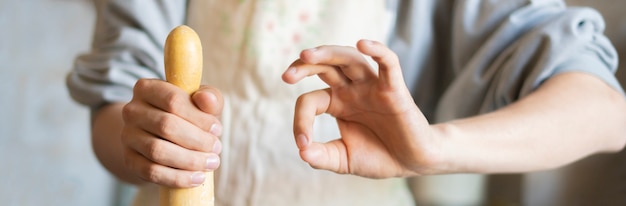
[435,0,624,121]
[66,0,187,110]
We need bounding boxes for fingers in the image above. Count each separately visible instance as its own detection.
[124,148,211,188]
[122,100,221,153]
[124,79,224,188]
[283,40,403,90]
[283,59,350,87]
[133,79,221,133]
[293,89,332,150]
[356,39,405,89]
[122,126,221,171]
[299,46,376,82]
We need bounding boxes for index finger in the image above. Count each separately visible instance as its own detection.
[133,79,215,133]
[283,59,351,87]
[300,46,376,82]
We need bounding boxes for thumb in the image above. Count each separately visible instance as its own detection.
[192,85,224,116]
[299,140,350,175]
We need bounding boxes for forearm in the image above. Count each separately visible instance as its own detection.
[92,103,144,185]
[433,72,626,173]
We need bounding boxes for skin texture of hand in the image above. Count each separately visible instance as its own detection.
[120,79,224,188]
[282,40,437,178]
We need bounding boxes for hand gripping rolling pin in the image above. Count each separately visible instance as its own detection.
[160,25,214,206]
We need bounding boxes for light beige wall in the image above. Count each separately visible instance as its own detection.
[0,0,117,205]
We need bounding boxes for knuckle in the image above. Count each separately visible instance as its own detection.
[295,94,309,106]
[156,114,177,137]
[121,103,136,122]
[146,140,166,162]
[383,51,400,65]
[296,91,320,107]
[134,79,151,93]
[125,151,160,184]
[173,173,190,187]
[142,164,161,183]
[163,92,183,113]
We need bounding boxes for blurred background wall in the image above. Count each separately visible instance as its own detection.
[0,0,121,205]
[0,0,623,205]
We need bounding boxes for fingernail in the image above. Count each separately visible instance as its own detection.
[205,154,220,170]
[206,92,217,102]
[210,124,222,136]
[191,172,206,186]
[213,140,222,154]
[287,66,297,74]
[306,47,318,52]
[296,134,309,149]
[362,39,374,45]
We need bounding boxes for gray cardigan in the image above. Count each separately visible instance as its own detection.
[67,0,623,121]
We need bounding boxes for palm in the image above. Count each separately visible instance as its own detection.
[326,80,416,178]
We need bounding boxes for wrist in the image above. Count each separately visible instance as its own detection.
[391,123,453,176]
[420,123,463,175]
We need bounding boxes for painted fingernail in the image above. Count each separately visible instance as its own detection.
[205,154,220,170]
[191,172,206,186]
[213,140,222,154]
[209,124,222,136]
[296,134,309,149]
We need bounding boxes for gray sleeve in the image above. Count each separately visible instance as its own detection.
[434,0,624,121]
[66,0,187,110]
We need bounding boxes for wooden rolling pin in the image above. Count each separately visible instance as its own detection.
[161,25,214,206]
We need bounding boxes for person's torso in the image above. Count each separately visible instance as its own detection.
[184,1,412,205]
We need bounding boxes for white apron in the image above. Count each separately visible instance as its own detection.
[133,0,414,205]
